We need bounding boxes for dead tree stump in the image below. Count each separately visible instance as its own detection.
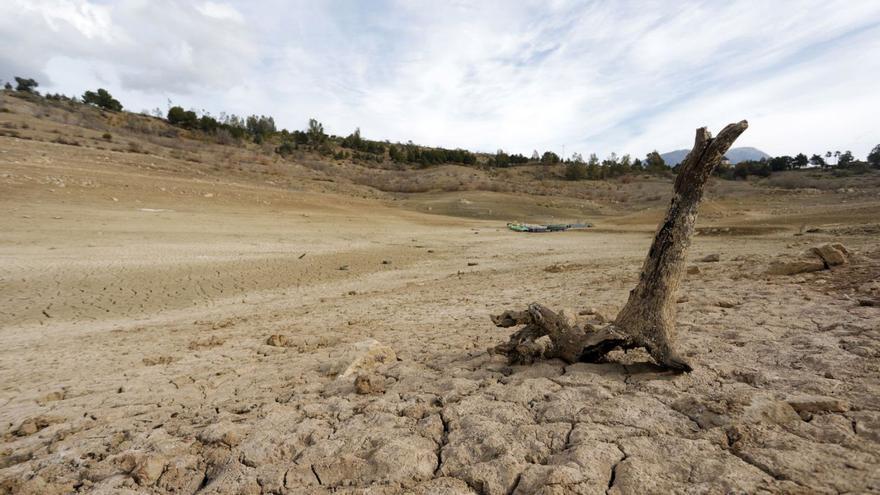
[491,121,749,371]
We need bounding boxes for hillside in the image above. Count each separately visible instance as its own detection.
[3,90,878,226]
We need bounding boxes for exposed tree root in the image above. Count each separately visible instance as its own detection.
[492,121,749,371]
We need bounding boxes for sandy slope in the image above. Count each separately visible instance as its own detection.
[1,136,880,494]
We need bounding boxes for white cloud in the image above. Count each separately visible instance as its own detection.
[196,2,244,23]
[1,0,878,158]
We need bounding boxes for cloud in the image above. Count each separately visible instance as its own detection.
[196,2,244,23]
[0,0,255,95]
[1,0,878,158]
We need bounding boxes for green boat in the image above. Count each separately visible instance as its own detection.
[507,222,592,233]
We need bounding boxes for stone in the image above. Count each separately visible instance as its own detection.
[322,338,396,378]
[355,373,385,394]
[699,253,720,262]
[13,416,57,436]
[810,243,848,267]
[198,421,244,447]
[687,265,701,275]
[265,334,288,347]
[128,454,167,486]
[767,256,825,275]
[787,395,850,414]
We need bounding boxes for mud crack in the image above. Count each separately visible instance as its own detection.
[606,443,627,494]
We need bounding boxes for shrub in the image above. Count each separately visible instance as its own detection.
[275,141,296,156]
[102,132,112,141]
[564,162,587,180]
[215,128,235,145]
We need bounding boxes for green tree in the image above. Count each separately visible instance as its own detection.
[769,155,792,172]
[586,153,601,180]
[837,150,854,168]
[14,77,38,93]
[166,106,199,128]
[868,145,880,169]
[792,153,808,169]
[645,150,666,173]
[246,115,276,141]
[541,151,560,164]
[565,160,586,180]
[307,118,326,145]
[809,154,826,167]
[341,127,363,149]
[3,82,11,90]
[82,88,123,111]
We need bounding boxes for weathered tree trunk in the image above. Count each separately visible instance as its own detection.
[491,121,749,371]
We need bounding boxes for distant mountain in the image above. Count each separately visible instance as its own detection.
[660,146,771,166]
[724,147,771,164]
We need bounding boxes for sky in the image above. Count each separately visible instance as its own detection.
[1,0,879,159]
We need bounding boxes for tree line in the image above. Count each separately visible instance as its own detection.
[4,76,879,176]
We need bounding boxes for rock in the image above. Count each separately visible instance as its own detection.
[717,300,739,308]
[265,334,288,347]
[354,373,385,394]
[412,477,474,494]
[381,260,391,265]
[322,338,396,378]
[687,266,701,275]
[467,262,478,266]
[766,256,825,276]
[142,356,175,366]
[416,414,444,444]
[198,421,244,447]
[157,455,204,493]
[14,420,38,436]
[14,416,58,436]
[133,455,166,486]
[810,243,849,266]
[787,395,850,414]
[699,253,720,262]
[187,336,223,350]
[338,265,349,271]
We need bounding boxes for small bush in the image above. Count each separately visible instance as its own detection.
[53,137,80,146]
[102,132,112,141]
[215,128,235,145]
[275,141,296,157]
[127,141,144,153]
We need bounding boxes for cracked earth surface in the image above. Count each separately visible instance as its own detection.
[2,149,880,494]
